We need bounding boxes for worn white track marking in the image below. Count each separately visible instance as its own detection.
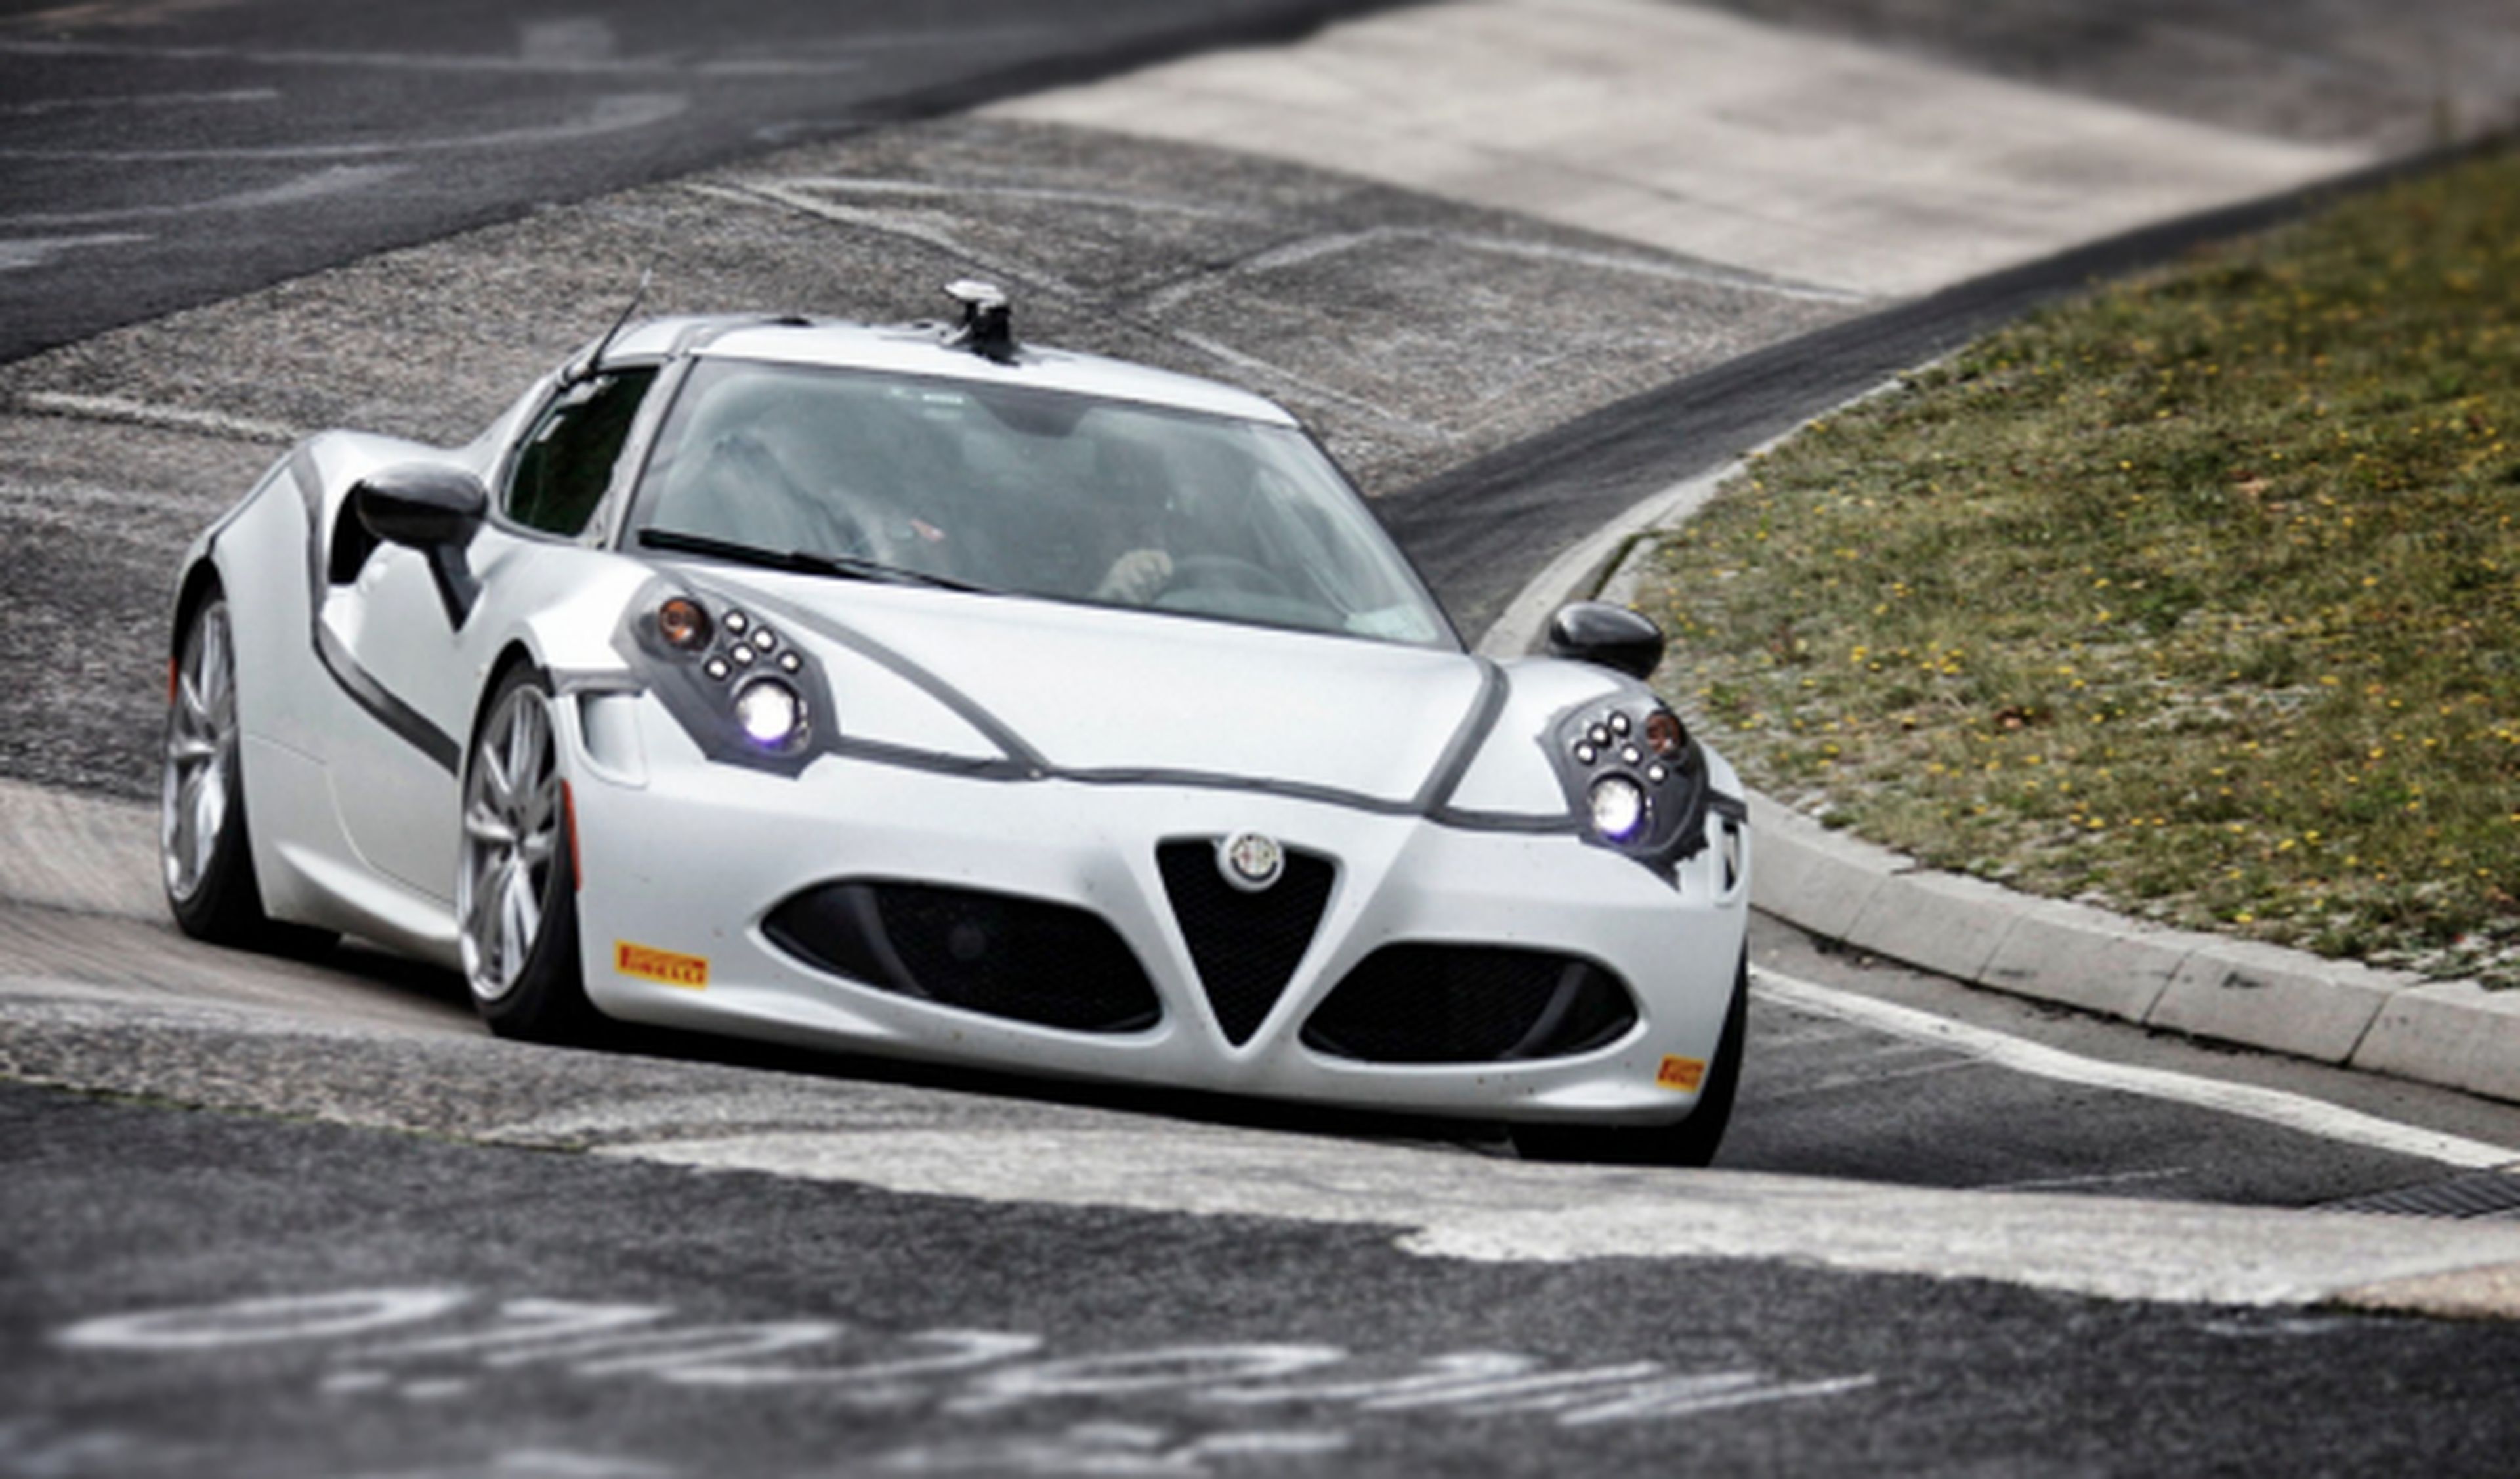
[0,93,685,161]
[1754,966,2519,1170]
[0,234,149,271]
[10,390,297,444]
[0,163,405,228]
[0,87,278,116]
[0,37,864,76]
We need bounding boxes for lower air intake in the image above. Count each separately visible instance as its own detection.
[1156,840,1335,1046]
[1301,945,1637,1063]
[763,880,1160,1033]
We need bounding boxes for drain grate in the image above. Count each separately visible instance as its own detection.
[2321,1168,2520,1220]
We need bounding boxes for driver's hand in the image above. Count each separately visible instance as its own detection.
[1091,548,1173,604]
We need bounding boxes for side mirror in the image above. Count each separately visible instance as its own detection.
[350,464,487,627]
[1545,601,1665,681]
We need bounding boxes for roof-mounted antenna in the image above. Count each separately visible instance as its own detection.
[564,261,655,386]
[943,278,1017,364]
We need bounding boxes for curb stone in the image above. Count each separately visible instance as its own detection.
[1480,456,2518,1109]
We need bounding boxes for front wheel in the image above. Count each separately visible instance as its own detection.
[1511,951,1748,1167]
[457,666,597,1043]
[160,591,333,956]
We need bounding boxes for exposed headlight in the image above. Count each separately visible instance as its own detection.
[1588,775,1647,843]
[733,677,806,749]
[1643,707,1688,758]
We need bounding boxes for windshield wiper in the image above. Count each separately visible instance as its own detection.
[636,527,995,593]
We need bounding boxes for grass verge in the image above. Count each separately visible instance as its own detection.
[1641,144,2520,988]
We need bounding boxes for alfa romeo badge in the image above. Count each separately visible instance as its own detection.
[1217,831,1286,892]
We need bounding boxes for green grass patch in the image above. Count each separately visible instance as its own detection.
[1643,146,2520,987]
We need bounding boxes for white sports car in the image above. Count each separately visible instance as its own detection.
[160,284,1753,1163]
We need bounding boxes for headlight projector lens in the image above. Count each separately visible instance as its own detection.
[1589,775,1647,843]
[734,678,806,748]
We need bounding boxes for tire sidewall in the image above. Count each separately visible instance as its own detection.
[162,593,263,942]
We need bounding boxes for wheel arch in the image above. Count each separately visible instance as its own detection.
[169,558,224,662]
[467,639,551,753]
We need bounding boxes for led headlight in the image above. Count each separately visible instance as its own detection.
[733,677,807,749]
[1643,707,1687,758]
[1588,774,1647,843]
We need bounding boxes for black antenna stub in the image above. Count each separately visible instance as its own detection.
[944,279,1017,364]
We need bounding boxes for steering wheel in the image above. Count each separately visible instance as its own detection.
[1161,553,1297,599]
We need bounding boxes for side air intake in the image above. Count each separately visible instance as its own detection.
[1301,945,1638,1063]
[763,880,1160,1033]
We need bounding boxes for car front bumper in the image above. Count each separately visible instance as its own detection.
[563,697,1750,1128]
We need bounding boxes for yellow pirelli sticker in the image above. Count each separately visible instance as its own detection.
[616,941,709,990]
[1656,1055,1708,1092]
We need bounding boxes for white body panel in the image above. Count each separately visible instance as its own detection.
[175,314,1753,1126]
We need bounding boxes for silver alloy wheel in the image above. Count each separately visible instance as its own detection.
[458,682,563,1003]
[160,599,237,903]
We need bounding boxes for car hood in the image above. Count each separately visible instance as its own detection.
[733,575,1492,805]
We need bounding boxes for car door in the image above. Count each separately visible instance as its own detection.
[323,366,660,901]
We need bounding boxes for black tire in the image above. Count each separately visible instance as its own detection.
[160,589,335,956]
[1511,950,1748,1167]
[457,664,598,1043]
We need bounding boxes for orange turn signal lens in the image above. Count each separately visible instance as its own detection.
[657,596,711,651]
[1643,708,1687,758]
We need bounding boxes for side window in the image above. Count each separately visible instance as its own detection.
[505,368,658,536]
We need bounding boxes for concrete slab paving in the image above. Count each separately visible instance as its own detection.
[1696,0,2520,151]
[2357,983,2520,1107]
[988,0,2371,297]
[1840,868,2027,988]
[1977,899,2206,1025]
[0,777,159,920]
[1741,792,1899,941]
[2148,943,2416,1068]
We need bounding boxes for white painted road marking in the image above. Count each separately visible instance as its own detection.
[1752,966,2520,1170]
[47,1287,1868,1432]
[607,1125,2520,1306]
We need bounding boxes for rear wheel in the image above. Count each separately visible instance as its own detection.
[457,666,597,1043]
[160,591,333,955]
[1511,950,1748,1167]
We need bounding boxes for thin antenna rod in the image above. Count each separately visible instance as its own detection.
[568,261,655,385]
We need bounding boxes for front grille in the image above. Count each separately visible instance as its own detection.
[1301,945,1638,1063]
[763,880,1160,1033]
[1156,840,1335,1046]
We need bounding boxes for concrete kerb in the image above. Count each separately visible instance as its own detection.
[1475,455,2519,1109]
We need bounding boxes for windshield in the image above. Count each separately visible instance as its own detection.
[625,357,1456,649]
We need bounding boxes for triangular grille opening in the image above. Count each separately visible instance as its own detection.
[1156,840,1335,1046]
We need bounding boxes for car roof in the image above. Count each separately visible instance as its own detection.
[601,314,1300,428]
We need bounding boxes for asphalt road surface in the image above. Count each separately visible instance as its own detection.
[13,1075,2520,1479]
[9,906,2520,1478]
[0,0,1392,363]
[10,4,2520,1472]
